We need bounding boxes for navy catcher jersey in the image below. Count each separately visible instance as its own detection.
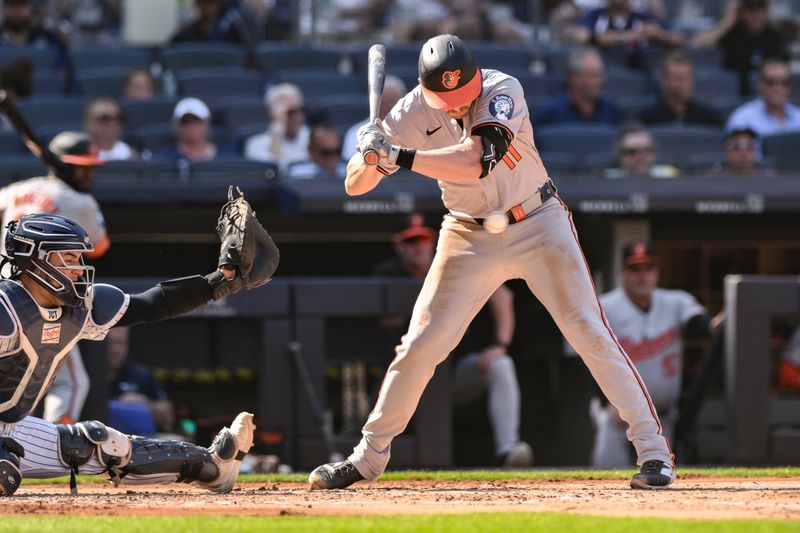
[0,281,128,423]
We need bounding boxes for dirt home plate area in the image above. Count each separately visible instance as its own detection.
[4,477,799,520]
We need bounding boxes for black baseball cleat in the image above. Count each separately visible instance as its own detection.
[630,460,676,489]
[308,460,365,490]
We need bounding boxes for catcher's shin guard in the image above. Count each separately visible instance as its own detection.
[197,412,255,493]
[57,420,132,494]
[121,436,219,484]
[0,437,24,496]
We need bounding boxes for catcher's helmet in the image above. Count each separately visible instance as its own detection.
[418,34,482,110]
[5,214,95,308]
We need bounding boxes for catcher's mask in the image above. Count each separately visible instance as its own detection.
[4,214,95,309]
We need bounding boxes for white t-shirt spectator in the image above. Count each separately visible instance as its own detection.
[244,126,311,171]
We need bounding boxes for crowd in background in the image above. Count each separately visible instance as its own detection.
[0,0,798,181]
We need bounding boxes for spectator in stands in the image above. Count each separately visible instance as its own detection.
[244,83,310,172]
[588,242,710,467]
[603,122,680,178]
[552,0,668,43]
[107,327,176,435]
[0,0,70,74]
[121,68,157,101]
[342,75,406,159]
[83,96,136,161]
[287,125,347,180]
[171,0,252,45]
[0,57,33,131]
[575,0,683,69]
[49,0,121,45]
[705,127,775,176]
[534,47,622,127]
[726,59,800,143]
[372,215,534,468]
[692,0,788,96]
[638,51,723,127]
[159,97,219,162]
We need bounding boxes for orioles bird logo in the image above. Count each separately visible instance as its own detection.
[441,70,461,89]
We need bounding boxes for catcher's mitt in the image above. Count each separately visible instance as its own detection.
[216,186,279,289]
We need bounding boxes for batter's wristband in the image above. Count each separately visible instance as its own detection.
[396,148,416,170]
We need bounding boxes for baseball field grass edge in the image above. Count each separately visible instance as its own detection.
[2,513,799,533]
[22,466,800,486]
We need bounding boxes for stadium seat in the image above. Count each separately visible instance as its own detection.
[274,70,364,101]
[711,96,746,122]
[541,152,580,176]
[0,46,57,70]
[18,97,86,131]
[383,65,421,93]
[33,70,65,95]
[312,95,369,133]
[132,123,229,153]
[76,67,133,98]
[93,158,177,180]
[618,96,659,121]
[190,158,278,181]
[513,72,556,101]
[120,96,178,131]
[603,69,648,100]
[350,43,421,74]
[791,73,800,105]
[693,70,740,102]
[762,132,800,172]
[685,152,724,174]
[0,154,47,182]
[685,47,725,69]
[468,43,533,71]
[37,123,85,144]
[216,96,269,135]
[160,42,247,72]
[256,43,344,78]
[0,130,26,154]
[649,125,724,167]
[535,124,618,163]
[176,67,263,108]
[69,46,152,73]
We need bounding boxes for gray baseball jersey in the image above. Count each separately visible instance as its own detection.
[347,69,673,481]
[600,287,705,412]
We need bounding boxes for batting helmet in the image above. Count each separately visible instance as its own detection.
[5,214,95,308]
[418,34,482,110]
[48,132,103,167]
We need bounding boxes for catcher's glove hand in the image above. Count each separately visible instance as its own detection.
[210,186,279,300]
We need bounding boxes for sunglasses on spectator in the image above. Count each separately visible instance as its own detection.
[621,145,654,156]
[94,113,121,123]
[286,107,305,116]
[725,139,758,151]
[624,263,657,272]
[761,77,790,87]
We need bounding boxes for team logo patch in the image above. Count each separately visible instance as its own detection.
[442,70,461,89]
[489,94,515,121]
[41,323,61,344]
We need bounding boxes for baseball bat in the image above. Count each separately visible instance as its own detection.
[0,90,65,172]
[363,44,386,166]
[287,341,343,464]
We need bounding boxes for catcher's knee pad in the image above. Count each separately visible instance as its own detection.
[0,437,24,496]
[121,436,218,484]
[57,420,132,474]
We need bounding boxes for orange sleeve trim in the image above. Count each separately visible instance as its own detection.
[507,144,522,161]
[85,236,110,258]
[471,121,515,140]
[376,165,390,176]
[502,154,516,169]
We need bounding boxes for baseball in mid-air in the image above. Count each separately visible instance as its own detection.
[483,211,508,234]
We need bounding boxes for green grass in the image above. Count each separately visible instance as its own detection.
[3,513,798,533]
[23,466,800,486]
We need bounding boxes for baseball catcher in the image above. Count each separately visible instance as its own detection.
[0,188,278,497]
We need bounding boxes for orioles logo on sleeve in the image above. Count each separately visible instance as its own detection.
[441,70,461,89]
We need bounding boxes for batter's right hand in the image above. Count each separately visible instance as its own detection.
[357,130,388,158]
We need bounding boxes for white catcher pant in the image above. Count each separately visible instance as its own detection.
[350,198,673,479]
[452,353,521,456]
[1,416,178,485]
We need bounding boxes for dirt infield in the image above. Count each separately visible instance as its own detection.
[3,478,799,520]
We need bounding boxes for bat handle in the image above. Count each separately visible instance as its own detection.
[363,149,379,165]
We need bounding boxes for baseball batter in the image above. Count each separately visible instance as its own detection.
[0,132,110,425]
[0,213,265,496]
[309,34,675,490]
[591,242,708,467]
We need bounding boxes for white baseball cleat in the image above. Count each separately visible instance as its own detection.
[201,412,255,493]
[500,441,534,468]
